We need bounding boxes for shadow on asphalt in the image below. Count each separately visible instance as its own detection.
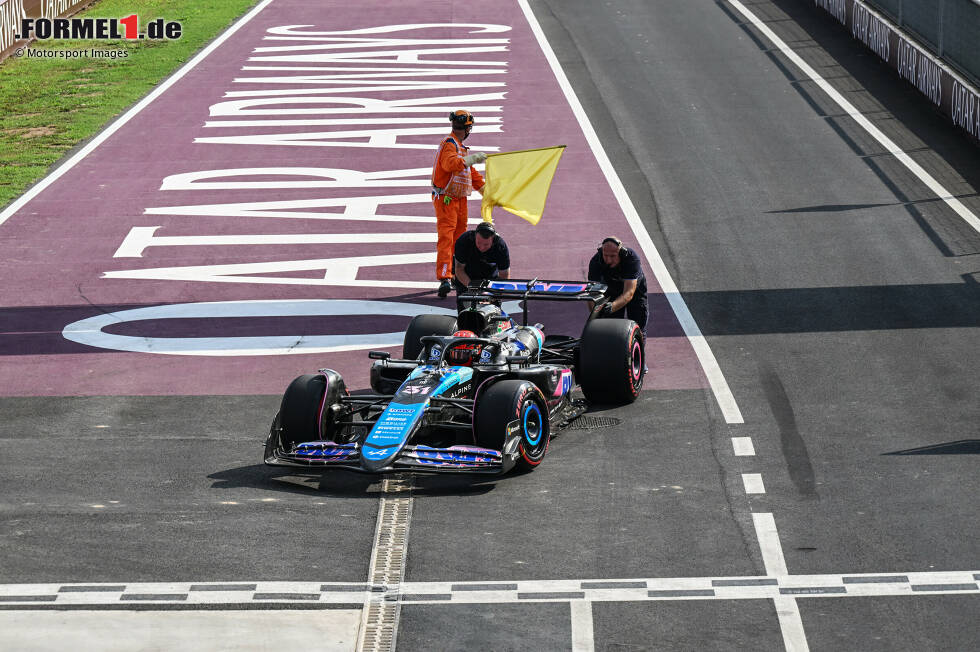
[208,464,502,497]
[883,439,980,455]
[6,279,979,356]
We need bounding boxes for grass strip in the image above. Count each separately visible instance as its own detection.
[0,0,258,210]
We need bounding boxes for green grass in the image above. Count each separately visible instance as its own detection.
[0,0,257,210]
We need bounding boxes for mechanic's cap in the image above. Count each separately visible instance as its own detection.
[475,221,496,238]
[450,109,474,127]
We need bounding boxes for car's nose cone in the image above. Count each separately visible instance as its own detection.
[361,444,398,472]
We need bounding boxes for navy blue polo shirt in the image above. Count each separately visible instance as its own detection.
[588,246,647,301]
[454,230,510,281]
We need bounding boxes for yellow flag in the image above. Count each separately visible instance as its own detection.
[480,146,565,225]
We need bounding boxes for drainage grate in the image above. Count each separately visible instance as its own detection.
[566,415,622,430]
[357,474,413,652]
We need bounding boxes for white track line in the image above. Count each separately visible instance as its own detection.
[742,473,766,494]
[3,570,976,605]
[726,0,980,235]
[0,0,276,229]
[753,513,810,652]
[519,0,744,424]
[732,436,756,456]
[752,512,788,578]
[570,600,595,652]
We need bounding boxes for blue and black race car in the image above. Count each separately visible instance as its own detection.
[264,279,645,475]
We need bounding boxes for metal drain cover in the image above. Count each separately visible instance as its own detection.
[565,415,622,430]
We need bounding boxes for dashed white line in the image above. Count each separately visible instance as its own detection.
[732,437,756,456]
[3,571,976,605]
[742,473,766,494]
[725,0,980,235]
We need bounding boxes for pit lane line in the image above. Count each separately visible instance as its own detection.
[2,570,975,606]
[754,513,807,651]
[724,0,980,236]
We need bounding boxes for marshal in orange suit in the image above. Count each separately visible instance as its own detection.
[431,110,487,298]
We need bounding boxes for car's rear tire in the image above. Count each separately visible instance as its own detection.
[267,372,348,458]
[403,314,458,360]
[579,319,644,404]
[474,379,549,471]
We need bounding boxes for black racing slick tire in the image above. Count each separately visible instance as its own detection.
[579,319,645,404]
[266,371,347,459]
[403,314,458,360]
[474,380,550,472]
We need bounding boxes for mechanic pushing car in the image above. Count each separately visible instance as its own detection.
[432,109,490,298]
[588,236,649,331]
[452,221,511,298]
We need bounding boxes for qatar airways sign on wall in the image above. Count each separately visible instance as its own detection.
[814,0,980,143]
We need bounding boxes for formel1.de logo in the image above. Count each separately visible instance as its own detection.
[18,16,182,40]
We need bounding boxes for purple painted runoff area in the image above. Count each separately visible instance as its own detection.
[0,0,706,396]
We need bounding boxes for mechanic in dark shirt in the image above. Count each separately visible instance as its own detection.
[451,221,510,295]
[587,236,648,331]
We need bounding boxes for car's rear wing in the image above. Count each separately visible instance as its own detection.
[459,278,607,303]
[458,277,609,326]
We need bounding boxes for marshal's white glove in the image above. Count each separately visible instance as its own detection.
[463,152,487,166]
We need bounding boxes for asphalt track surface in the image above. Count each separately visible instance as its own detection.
[1,0,978,650]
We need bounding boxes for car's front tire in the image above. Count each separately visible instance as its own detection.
[473,379,550,472]
[266,371,348,459]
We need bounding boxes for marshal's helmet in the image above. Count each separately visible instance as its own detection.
[450,109,474,130]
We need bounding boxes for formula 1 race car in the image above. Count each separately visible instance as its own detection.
[264,279,645,475]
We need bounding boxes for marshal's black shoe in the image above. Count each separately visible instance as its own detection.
[437,280,452,298]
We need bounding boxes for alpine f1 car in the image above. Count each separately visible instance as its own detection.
[264,279,645,475]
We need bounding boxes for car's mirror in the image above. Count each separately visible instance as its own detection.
[368,351,391,360]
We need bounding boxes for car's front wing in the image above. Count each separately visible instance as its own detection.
[266,441,506,474]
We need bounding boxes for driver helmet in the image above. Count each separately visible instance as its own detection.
[447,330,479,366]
